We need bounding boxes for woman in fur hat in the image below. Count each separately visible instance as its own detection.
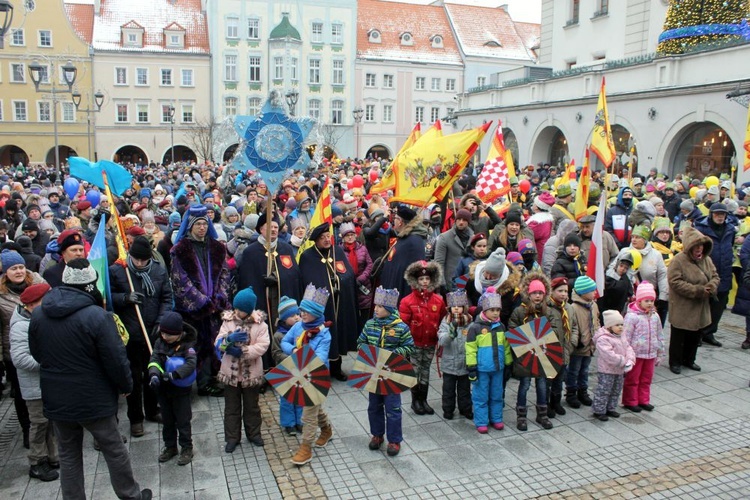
[399,260,446,416]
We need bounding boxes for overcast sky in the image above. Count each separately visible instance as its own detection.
[398,0,542,23]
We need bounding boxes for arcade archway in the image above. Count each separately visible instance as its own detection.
[45,145,78,165]
[0,145,29,166]
[114,145,148,165]
[670,122,736,180]
[223,144,238,162]
[163,146,197,165]
[365,144,391,160]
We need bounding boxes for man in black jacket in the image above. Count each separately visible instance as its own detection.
[29,258,151,500]
[111,236,173,438]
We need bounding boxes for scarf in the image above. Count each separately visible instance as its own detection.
[450,312,471,327]
[372,315,401,347]
[550,297,571,341]
[127,256,155,297]
[6,280,27,296]
[290,234,304,247]
[295,316,326,349]
[344,241,359,274]
[257,235,278,251]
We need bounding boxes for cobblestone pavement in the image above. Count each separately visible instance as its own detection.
[2,313,750,499]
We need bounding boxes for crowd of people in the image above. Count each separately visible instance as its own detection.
[0,157,749,497]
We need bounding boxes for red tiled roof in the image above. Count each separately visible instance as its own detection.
[357,0,462,66]
[64,3,94,44]
[445,3,539,61]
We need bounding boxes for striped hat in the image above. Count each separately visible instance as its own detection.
[573,276,597,296]
[278,296,300,322]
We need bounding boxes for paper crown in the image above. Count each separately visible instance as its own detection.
[302,283,330,308]
[446,290,469,308]
[374,286,399,309]
[478,288,502,310]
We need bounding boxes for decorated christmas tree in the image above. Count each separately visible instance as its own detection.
[657,0,750,55]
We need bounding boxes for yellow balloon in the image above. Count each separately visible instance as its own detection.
[629,249,642,271]
[704,175,719,188]
[689,186,699,199]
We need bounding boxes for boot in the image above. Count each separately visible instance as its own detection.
[29,461,58,482]
[702,334,722,347]
[742,333,750,350]
[516,406,528,431]
[420,385,435,415]
[291,443,313,465]
[547,390,556,419]
[23,429,30,449]
[330,358,348,382]
[130,422,144,438]
[176,447,193,466]
[551,393,566,416]
[411,387,425,415]
[535,405,553,429]
[158,447,178,463]
[314,425,333,448]
[577,388,593,407]
[565,389,581,409]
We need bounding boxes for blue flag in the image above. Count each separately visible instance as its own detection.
[88,214,112,311]
[69,157,133,197]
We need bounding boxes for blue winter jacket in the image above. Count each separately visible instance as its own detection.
[694,216,737,293]
[281,321,331,368]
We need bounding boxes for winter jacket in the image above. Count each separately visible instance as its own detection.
[465,316,512,373]
[9,305,41,400]
[526,211,554,265]
[399,289,445,348]
[379,218,427,300]
[604,189,634,249]
[731,237,750,318]
[215,310,270,388]
[488,223,534,254]
[110,262,173,344]
[623,302,665,360]
[627,243,669,301]
[434,226,474,289]
[662,193,682,222]
[593,327,635,375]
[280,321,331,368]
[29,286,132,422]
[598,270,634,316]
[357,311,414,358]
[148,323,198,396]
[170,236,231,318]
[437,316,470,375]
[667,227,719,331]
[570,291,600,357]
[542,219,579,275]
[362,214,390,263]
[0,271,45,361]
[546,297,578,366]
[580,230,619,273]
[342,241,374,309]
[694,215,737,293]
[550,248,586,282]
[453,254,482,286]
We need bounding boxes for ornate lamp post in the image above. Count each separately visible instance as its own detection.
[0,1,14,50]
[352,106,363,159]
[285,90,299,116]
[72,90,104,160]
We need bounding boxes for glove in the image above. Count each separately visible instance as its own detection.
[468,367,478,382]
[149,376,160,390]
[226,345,243,358]
[263,274,278,287]
[124,292,144,305]
[448,325,458,339]
[226,331,248,344]
[624,362,634,373]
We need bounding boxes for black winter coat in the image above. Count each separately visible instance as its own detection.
[110,262,173,344]
[379,220,427,300]
[550,249,586,283]
[148,323,197,396]
[29,286,132,422]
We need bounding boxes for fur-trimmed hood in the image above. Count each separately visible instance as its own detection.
[518,270,551,304]
[397,215,428,239]
[404,260,443,291]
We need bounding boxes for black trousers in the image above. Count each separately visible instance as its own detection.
[223,385,261,443]
[158,390,192,449]
[705,290,729,337]
[125,341,159,423]
[4,360,30,432]
[669,325,701,367]
[442,373,472,414]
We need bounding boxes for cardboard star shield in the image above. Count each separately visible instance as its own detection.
[265,345,331,406]
[348,345,417,395]
[506,317,563,378]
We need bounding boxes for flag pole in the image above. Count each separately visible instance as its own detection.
[125,267,154,354]
[265,199,273,277]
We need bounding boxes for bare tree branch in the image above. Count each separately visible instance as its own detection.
[184,117,219,163]
[316,123,345,157]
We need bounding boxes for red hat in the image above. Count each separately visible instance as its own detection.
[158,199,171,208]
[77,200,92,211]
[20,283,51,305]
[57,229,85,252]
[126,226,146,236]
[550,277,568,290]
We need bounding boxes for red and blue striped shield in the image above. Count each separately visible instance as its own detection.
[348,345,417,395]
[265,345,330,406]
[506,317,563,378]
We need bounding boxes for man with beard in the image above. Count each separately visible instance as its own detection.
[423,204,443,261]
[379,205,428,299]
[605,187,635,249]
[42,229,86,287]
[434,209,473,291]
[578,214,618,271]
[298,223,358,381]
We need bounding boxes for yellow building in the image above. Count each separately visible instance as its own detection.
[0,0,93,171]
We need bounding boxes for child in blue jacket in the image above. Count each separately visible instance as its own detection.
[272,296,303,436]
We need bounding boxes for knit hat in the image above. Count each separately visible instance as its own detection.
[159,311,183,336]
[652,217,672,236]
[331,204,344,218]
[517,238,536,255]
[223,206,239,218]
[636,281,656,302]
[505,211,522,226]
[507,252,523,266]
[300,283,329,318]
[478,286,502,310]
[373,286,399,313]
[57,229,85,252]
[556,183,573,198]
[680,199,694,211]
[233,286,258,313]
[573,276,597,296]
[290,218,306,231]
[129,236,152,260]
[534,192,555,211]
[631,224,651,240]
[339,222,356,237]
[446,289,469,308]
[550,276,568,290]
[278,296,300,322]
[39,219,57,234]
[21,219,39,232]
[603,310,624,329]
[455,209,472,222]
[563,232,582,248]
[244,214,260,230]
[16,235,33,252]
[140,210,155,224]
[649,196,663,207]
[0,249,24,270]
[528,279,546,294]
[62,258,98,290]
[20,283,50,305]
[168,211,182,229]
[483,248,507,276]
[707,185,719,196]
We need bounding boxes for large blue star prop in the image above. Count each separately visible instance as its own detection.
[233,92,315,192]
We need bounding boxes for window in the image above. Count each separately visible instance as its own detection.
[248,19,260,39]
[181,69,193,87]
[38,30,52,47]
[415,77,425,90]
[37,65,50,84]
[136,68,148,86]
[383,105,393,123]
[182,105,194,123]
[331,23,343,44]
[127,33,137,44]
[13,101,27,121]
[446,78,456,91]
[431,78,440,91]
[169,35,180,46]
[308,99,320,120]
[365,73,376,87]
[38,101,51,122]
[116,104,128,123]
[225,97,238,117]
[226,17,239,38]
[431,107,440,123]
[368,29,381,43]
[309,59,320,84]
[11,29,24,46]
[311,22,323,43]
[137,103,149,123]
[332,60,344,85]
[161,69,172,86]
[415,106,424,123]
[161,105,173,123]
[248,56,261,82]
[62,102,75,122]
[225,55,237,81]
[401,32,413,46]
[431,35,443,48]
[571,0,580,23]
[477,76,486,87]
[0,101,4,121]
[290,57,298,81]
[115,67,127,85]
[446,107,455,120]
[331,100,343,124]
[383,74,393,89]
[274,56,283,79]
[11,63,25,83]
[365,104,375,122]
[248,97,261,115]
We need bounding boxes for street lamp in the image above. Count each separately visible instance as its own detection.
[0,1,14,50]
[285,90,298,116]
[72,90,104,160]
[168,104,175,165]
[352,106,363,159]
[29,59,77,180]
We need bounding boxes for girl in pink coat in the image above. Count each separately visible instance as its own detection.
[592,310,636,421]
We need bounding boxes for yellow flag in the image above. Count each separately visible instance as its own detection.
[574,149,591,221]
[744,103,750,172]
[392,121,443,196]
[390,122,491,206]
[477,121,514,203]
[565,158,577,183]
[295,179,333,263]
[591,77,616,168]
[102,171,128,263]
[370,123,421,195]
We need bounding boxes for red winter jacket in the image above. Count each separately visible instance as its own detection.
[399,289,446,348]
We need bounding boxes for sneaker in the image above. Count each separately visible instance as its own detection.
[594,413,609,422]
[368,436,384,450]
[624,405,642,413]
[639,403,654,412]
[249,435,265,447]
[476,426,489,434]
[386,442,400,456]
[176,447,193,466]
[606,410,621,418]
[283,426,297,436]
[158,447,178,463]
[225,441,238,454]
[46,460,59,470]
[491,422,504,430]
[29,462,58,482]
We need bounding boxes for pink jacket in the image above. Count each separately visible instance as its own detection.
[593,327,636,375]
[216,310,270,388]
[623,302,665,360]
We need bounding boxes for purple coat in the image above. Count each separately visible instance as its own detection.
[342,241,374,309]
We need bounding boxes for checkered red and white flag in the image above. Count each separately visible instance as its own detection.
[476,122,514,204]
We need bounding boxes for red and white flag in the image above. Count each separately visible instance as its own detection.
[587,192,607,297]
[476,121,515,204]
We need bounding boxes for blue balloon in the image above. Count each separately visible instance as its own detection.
[63,177,79,199]
[165,356,196,388]
[85,189,101,208]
